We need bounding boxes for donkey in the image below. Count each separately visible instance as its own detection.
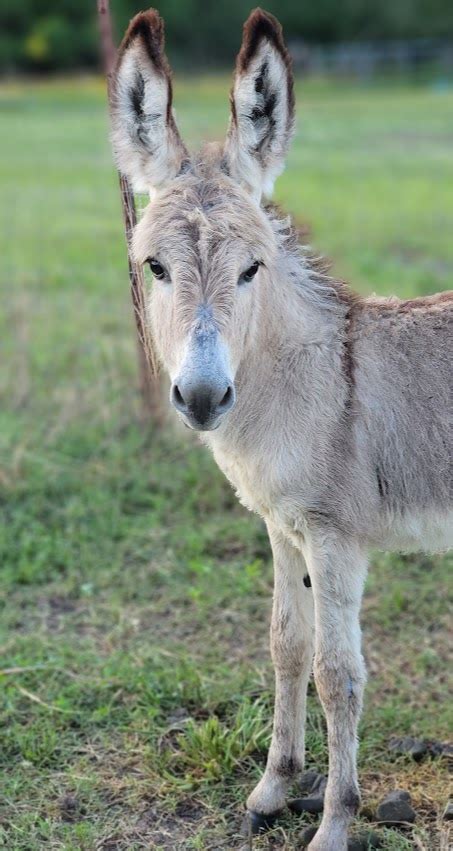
[111,8,453,849]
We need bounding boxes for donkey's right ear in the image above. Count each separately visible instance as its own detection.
[111,9,189,194]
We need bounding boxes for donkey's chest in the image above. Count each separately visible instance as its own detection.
[210,442,308,535]
[214,450,273,515]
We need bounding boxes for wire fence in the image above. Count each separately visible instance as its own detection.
[289,39,453,78]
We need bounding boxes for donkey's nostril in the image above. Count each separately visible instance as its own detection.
[171,383,187,412]
[219,384,234,410]
[170,378,235,427]
[173,385,184,405]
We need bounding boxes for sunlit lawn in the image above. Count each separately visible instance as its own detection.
[0,75,452,849]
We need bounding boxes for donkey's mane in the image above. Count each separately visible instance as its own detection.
[264,201,360,317]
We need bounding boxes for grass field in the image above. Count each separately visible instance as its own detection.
[0,75,452,850]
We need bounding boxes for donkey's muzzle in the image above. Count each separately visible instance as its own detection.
[170,378,235,430]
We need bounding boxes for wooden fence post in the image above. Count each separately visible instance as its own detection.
[97,0,161,421]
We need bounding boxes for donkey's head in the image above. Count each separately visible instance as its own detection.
[112,8,294,431]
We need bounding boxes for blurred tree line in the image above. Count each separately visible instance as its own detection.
[1,0,452,73]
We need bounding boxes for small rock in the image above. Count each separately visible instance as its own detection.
[58,795,81,823]
[427,741,443,758]
[376,789,416,825]
[135,807,157,832]
[388,736,453,762]
[170,707,189,719]
[299,825,318,847]
[312,776,327,796]
[289,795,324,814]
[388,736,428,762]
[425,739,453,759]
[348,832,383,850]
[443,801,453,821]
[298,770,327,796]
[382,789,411,803]
[291,771,327,813]
[348,839,368,851]
[440,742,453,760]
[363,832,383,848]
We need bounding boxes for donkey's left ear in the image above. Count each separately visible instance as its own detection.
[225,8,295,202]
[111,9,189,194]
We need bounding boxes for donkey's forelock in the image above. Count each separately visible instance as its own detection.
[133,164,277,327]
[134,159,274,251]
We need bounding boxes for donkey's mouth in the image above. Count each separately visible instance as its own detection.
[181,414,223,432]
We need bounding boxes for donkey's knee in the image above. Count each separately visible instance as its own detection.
[270,630,313,679]
[313,654,365,714]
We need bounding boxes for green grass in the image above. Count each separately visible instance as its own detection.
[0,75,452,850]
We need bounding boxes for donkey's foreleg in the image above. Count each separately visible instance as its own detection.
[304,533,367,851]
[246,525,314,827]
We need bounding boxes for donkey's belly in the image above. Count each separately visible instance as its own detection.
[377,507,453,554]
[210,439,453,554]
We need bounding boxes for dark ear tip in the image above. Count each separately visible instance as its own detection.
[238,7,289,72]
[117,7,165,66]
[245,7,281,34]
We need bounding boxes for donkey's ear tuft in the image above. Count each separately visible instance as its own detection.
[225,8,295,201]
[111,9,189,194]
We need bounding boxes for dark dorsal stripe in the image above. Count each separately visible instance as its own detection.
[376,464,389,501]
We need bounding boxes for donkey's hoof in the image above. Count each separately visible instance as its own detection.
[241,808,282,835]
[299,825,318,847]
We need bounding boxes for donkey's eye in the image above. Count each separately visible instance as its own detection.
[240,261,260,284]
[147,258,167,280]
